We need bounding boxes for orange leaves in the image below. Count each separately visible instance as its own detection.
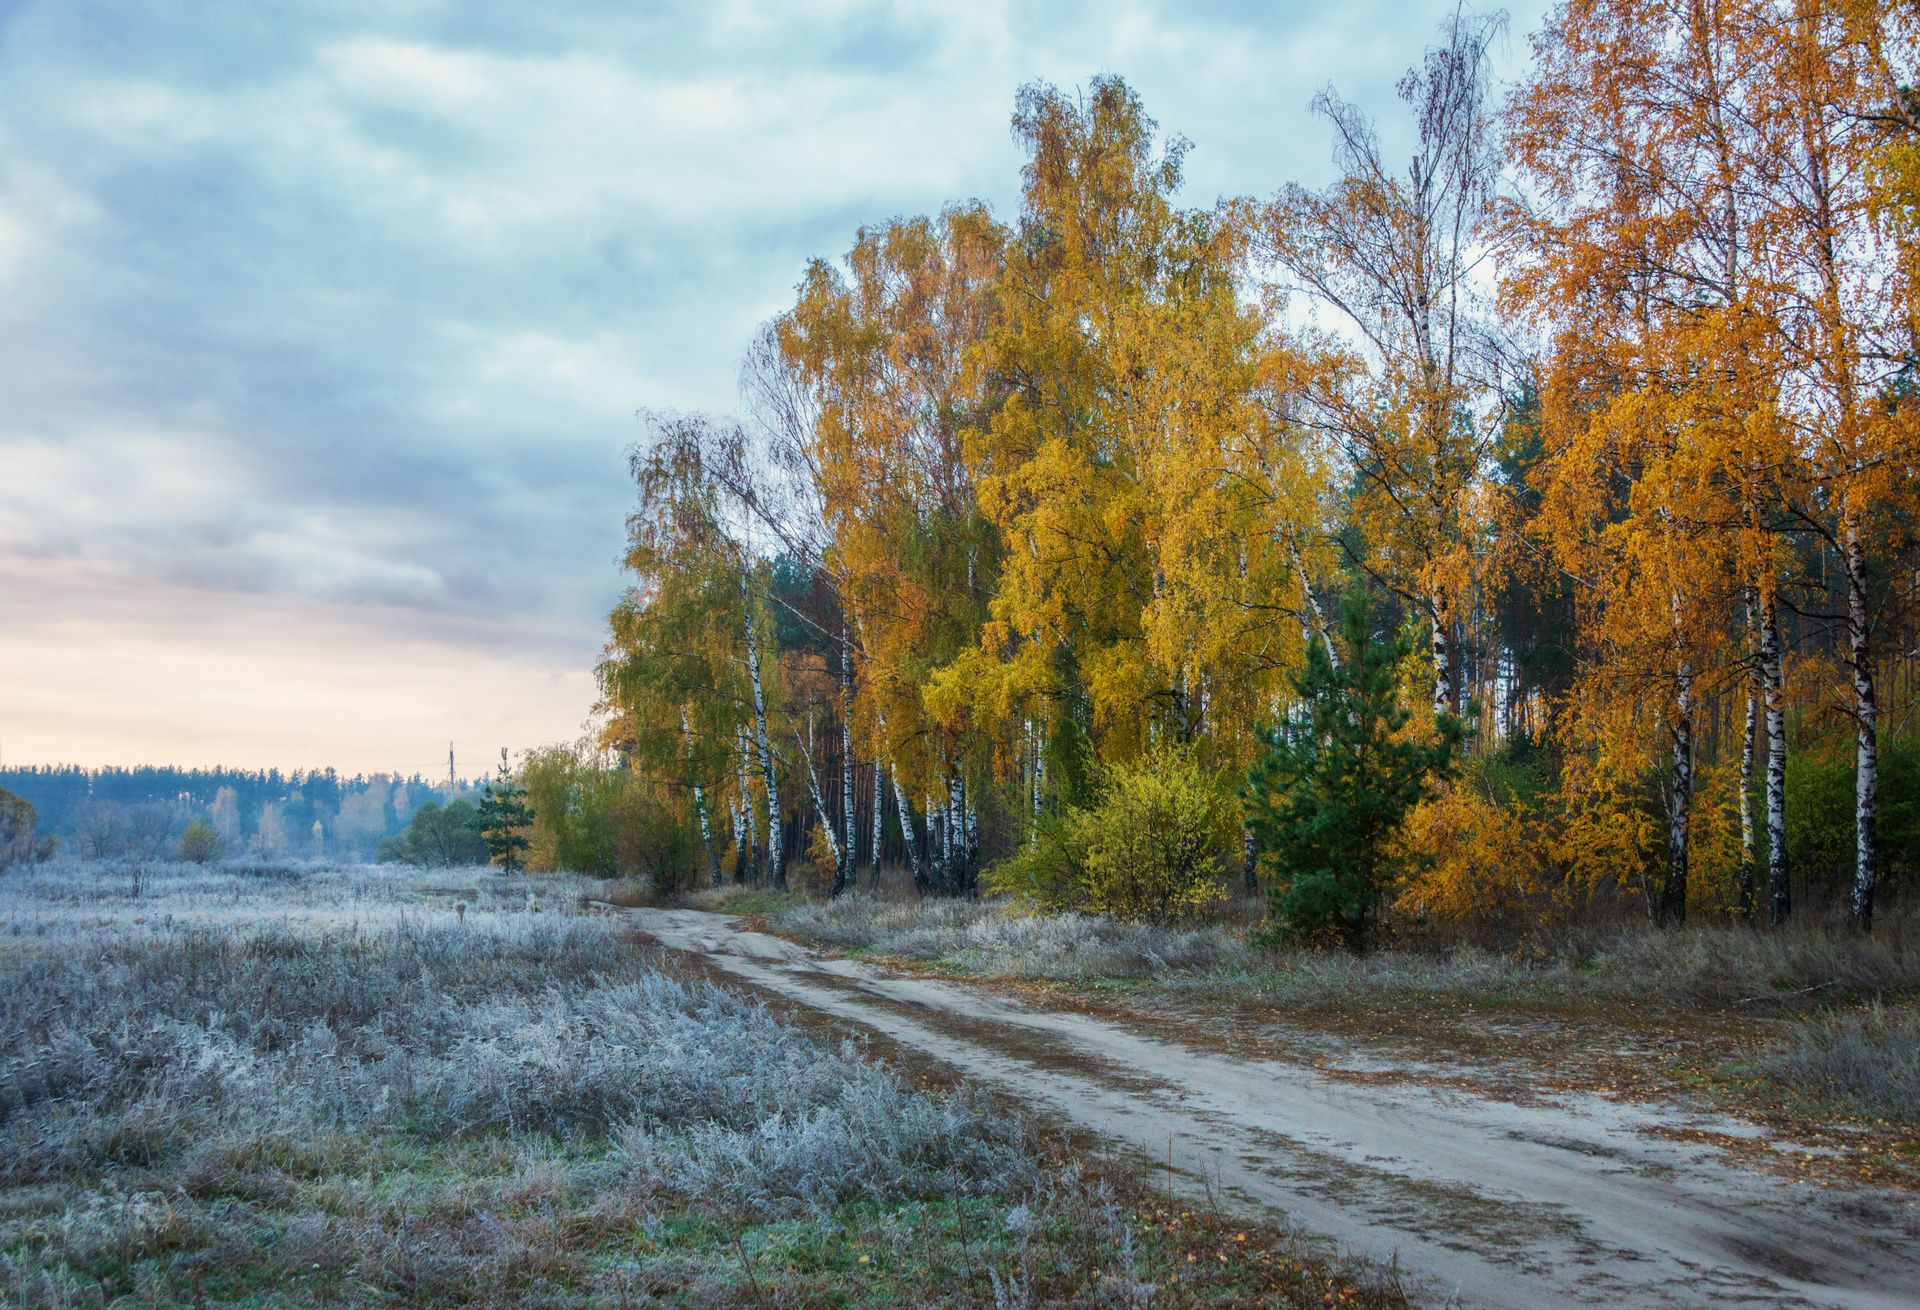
[775,206,1006,793]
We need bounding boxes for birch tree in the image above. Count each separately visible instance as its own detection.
[1261,9,1505,719]
[1508,0,1805,923]
[1747,0,1920,929]
[777,205,1003,882]
[602,412,788,889]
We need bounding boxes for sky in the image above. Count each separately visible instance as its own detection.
[0,0,1549,778]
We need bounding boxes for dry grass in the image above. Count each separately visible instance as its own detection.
[771,896,1252,980]
[1758,1002,1920,1125]
[767,894,1920,1136]
[0,860,1403,1308]
[770,894,1920,1009]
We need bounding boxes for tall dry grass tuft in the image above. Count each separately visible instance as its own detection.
[1758,1003,1920,1123]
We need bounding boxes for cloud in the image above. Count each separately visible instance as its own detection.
[0,0,1549,770]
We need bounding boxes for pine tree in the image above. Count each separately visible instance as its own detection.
[476,751,532,874]
[1245,592,1462,949]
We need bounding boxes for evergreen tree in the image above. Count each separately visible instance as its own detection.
[476,752,533,874]
[1245,591,1462,949]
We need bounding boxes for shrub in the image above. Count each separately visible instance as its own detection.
[985,811,1094,914]
[379,799,487,867]
[522,741,627,875]
[988,750,1233,924]
[1787,746,1856,902]
[1397,783,1549,924]
[176,817,227,865]
[1787,731,1920,906]
[1078,750,1235,923]
[0,786,36,870]
[611,790,695,889]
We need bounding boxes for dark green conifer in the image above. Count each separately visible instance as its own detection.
[1246,591,1462,949]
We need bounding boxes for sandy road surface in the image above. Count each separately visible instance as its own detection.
[614,905,1920,1309]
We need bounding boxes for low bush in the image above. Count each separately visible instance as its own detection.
[375,798,486,867]
[177,816,227,864]
[986,811,1093,914]
[1787,733,1920,907]
[0,786,37,870]
[522,739,629,876]
[987,750,1235,924]
[1079,750,1236,922]
[610,793,695,888]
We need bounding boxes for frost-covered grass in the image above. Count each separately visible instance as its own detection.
[0,860,1398,1308]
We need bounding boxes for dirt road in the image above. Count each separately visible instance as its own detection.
[618,905,1920,1309]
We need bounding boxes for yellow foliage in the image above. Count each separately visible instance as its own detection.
[1551,697,1661,909]
[988,750,1234,924]
[1078,753,1236,923]
[1396,788,1550,922]
[1685,761,1749,919]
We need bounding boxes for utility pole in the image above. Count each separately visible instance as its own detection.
[448,742,456,791]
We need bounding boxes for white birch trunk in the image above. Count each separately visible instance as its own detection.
[728,793,746,882]
[740,570,783,889]
[735,724,759,867]
[892,764,925,891]
[796,723,843,875]
[944,776,960,889]
[693,782,719,885]
[928,791,943,888]
[682,706,720,886]
[1738,688,1757,918]
[871,760,884,874]
[839,625,856,893]
[961,775,978,891]
[1758,589,1790,924]
[1662,652,1694,928]
[1845,513,1880,930]
[1032,719,1046,815]
[1430,591,1453,719]
[1025,718,1040,847]
[1290,540,1338,668]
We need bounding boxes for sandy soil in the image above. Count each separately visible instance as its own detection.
[614,905,1920,1309]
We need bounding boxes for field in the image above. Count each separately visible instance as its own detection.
[0,861,1397,1309]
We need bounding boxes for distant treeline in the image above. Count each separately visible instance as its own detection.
[0,765,488,862]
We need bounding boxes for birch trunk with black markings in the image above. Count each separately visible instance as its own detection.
[740,570,783,890]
